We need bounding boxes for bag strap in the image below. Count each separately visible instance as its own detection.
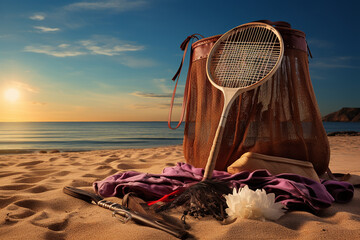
[168,34,204,130]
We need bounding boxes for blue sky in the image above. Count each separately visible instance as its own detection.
[0,0,359,121]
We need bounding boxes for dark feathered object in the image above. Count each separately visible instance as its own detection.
[156,180,232,221]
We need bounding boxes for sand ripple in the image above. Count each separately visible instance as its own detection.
[0,142,359,239]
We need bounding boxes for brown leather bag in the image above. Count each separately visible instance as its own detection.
[169,21,330,175]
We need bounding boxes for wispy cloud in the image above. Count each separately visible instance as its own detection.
[0,34,12,39]
[65,0,147,12]
[129,77,183,110]
[128,77,185,114]
[58,44,70,48]
[29,14,45,21]
[24,45,86,57]
[130,78,182,99]
[13,81,39,93]
[25,36,145,59]
[34,26,60,32]
[81,39,144,56]
[129,90,183,111]
[310,56,360,69]
[31,101,47,106]
[153,78,173,94]
[131,91,173,98]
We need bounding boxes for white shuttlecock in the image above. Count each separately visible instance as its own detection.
[224,185,286,221]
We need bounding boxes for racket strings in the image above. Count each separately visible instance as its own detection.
[211,25,281,88]
[221,26,267,87]
[233,26,275,88]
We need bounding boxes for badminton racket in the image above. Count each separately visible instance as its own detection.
[203,22,284,180]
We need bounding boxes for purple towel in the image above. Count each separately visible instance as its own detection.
[93,162,354,213]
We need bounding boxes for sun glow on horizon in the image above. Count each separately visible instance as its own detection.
[3,88,20,103]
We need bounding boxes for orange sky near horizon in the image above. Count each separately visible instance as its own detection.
[0,78,181,122]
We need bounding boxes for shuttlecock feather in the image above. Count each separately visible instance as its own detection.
[224,185,286,221]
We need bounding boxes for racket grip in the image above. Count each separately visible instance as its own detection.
[202,89,239,181]
[203,116,227,181]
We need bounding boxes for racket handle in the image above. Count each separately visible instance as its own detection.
[203,115,227,181]
[202,88,240,181]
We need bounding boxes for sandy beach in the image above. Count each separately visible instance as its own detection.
[0,136,359,240]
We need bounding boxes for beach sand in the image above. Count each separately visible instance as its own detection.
[0,136,359,239]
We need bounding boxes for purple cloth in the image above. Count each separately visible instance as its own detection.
[321,179,354,203]
[93,162,354,213]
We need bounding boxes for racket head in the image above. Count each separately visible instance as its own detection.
[206,22,284,91]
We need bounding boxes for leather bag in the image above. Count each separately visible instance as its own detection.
[169,21,330,176]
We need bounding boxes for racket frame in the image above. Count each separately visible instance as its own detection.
[203,22,284,180]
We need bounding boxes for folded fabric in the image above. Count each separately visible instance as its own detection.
[93,162,354,213]
[321,179,354,203]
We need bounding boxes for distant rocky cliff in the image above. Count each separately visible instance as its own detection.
[322,108,360,122]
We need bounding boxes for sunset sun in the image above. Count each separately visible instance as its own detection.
[4,88,20,103]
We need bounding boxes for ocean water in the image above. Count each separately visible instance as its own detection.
[0,121,359,154]
[322,122,360,133]
[0,122,184,153]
